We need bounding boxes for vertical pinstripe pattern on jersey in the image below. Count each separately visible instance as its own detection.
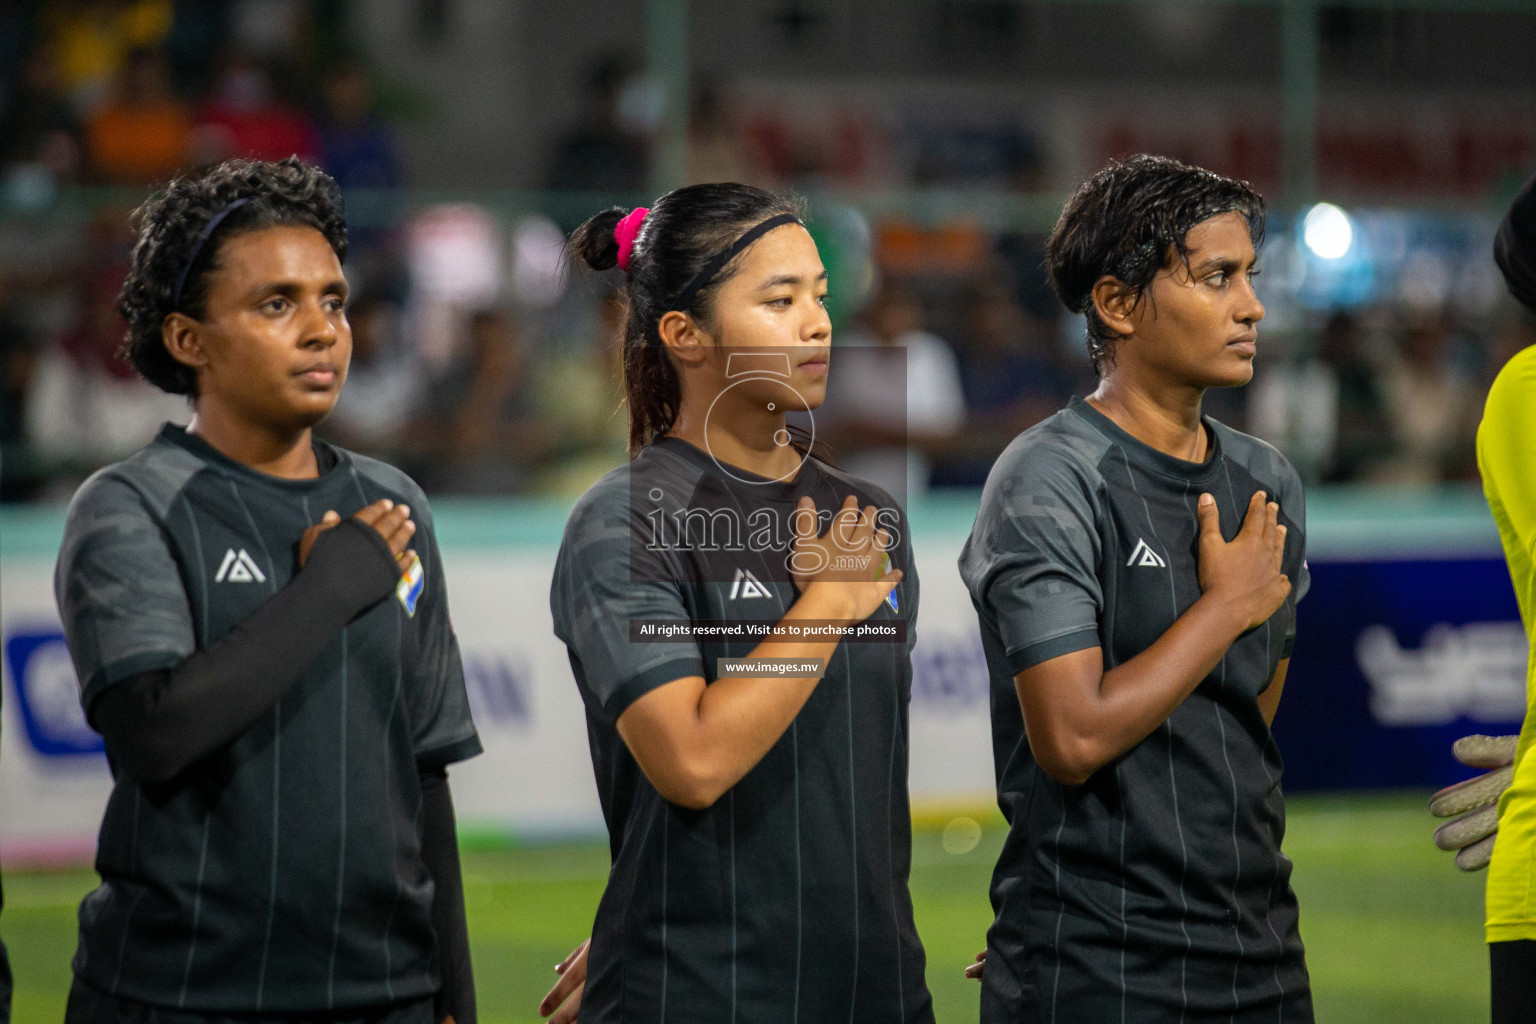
[178,819,211,1007]
[301,492,349,1006]
[1217,463,1247,1018]
[1118,446,1184,1020]
[1254,611,1289,1021]
[1050,804,1067,1024]
[1214,691,1245,1018]
[327,626,350,1009]
[729,789,737,1024]
[1257,729,1289,1020]
[232,481,282,1010]
[792,722,802,1024]
[620,798,660,1024]
[1171,483,1202,1022]
[322,473,358,1007]
[181,491,210,646]
[1119,763,1129,1024]
[844,643,861,1024]
[660,806,669,1024]
[110,789,144,994]
[174,490,211,1007]
[887,696,906,1022]
[345,468,407,999]
[230,477,279,585]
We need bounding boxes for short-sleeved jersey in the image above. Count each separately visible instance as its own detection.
[1478,344,1536,944]
[959,398,1312,1024]
[54,425,480,1014]
[550,435,934,1024]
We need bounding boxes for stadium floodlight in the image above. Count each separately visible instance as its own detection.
[1303,202,1354,260]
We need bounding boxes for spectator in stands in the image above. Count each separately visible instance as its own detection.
[423,308,556,494]
[0,307,46,501]
[197,50,318,164]
[85,46,191,183]
[23,212,189,481]
[1315,310,1393,482]
[687,77,759,187]
[1245,327,1336,483]
[528,288,630,495]
[1378,308,1478,483]
[992,128,1058,322]
[228,0,307,60]
[318,294,422,460]
[933,272,1079,487]
[43,0,172,110]
[821,277,966,497]
[160,0,231,98]
[1484,303,1536,389]
[0,43,84,185]
[545,53,648,196]
[317,57,404,190]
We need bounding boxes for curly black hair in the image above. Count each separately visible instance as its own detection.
[117,157,348,395]
[1044,154,1265,377]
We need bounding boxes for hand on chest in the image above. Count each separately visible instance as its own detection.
[1102,482,1294,689]
[178,486,417,655]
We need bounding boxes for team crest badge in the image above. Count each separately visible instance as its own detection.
[397,551,425,617]
[883,552,899,613]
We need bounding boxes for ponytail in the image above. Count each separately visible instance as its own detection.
[567,184,804,454]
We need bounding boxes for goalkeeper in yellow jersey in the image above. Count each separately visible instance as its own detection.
[1434,170,1536,1023]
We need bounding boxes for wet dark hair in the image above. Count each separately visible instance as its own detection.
[1044,154,1265,377]
[118,157,348,396]
[568,183,804,453]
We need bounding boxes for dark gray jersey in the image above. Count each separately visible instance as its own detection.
[960,397,1312,1024]
[551,436,933,1024]
[54,425,480,1014]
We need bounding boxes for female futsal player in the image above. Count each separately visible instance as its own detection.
[1448,170,1536,1023]
[54,158,477,1024]
[959,155,1312,1023]
[541,184,934,1024]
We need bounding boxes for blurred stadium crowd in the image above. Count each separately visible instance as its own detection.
[1,0,1534,504]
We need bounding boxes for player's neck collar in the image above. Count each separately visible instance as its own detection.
[158,423,349,491]
[1068,396,1225,484]
[650,433,817,503]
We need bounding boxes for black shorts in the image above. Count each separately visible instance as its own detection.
[1491,940,1536,1024]
[64,976,435,1024]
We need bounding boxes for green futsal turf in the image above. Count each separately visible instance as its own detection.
[2,792,1489,1023]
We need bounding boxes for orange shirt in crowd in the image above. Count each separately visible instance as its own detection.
[86,100,192,183]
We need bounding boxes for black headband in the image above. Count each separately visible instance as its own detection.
[172,197,251,311]
[667,212,803,323]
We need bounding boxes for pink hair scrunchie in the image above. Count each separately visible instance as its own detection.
[614,207,649,273]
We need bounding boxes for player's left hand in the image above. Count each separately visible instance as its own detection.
[539,938,588,1024]
[1430,734,1519,871]
[964,949,985,980]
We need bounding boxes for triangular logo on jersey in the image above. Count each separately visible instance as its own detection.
[729,568,771,599]
[1126,538,1167,568]
[214,548,266,583]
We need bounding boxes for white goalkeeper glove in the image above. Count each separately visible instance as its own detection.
[1430,734,1519,871]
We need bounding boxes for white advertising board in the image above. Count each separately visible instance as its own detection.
[1,512,994,866]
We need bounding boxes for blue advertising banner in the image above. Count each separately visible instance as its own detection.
[1278,556,1527,791]
[3,624,103,758]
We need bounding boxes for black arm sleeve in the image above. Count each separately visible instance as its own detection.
[1496,172,1536,312]
[421,767,475,1024]
[88,519,402,784]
